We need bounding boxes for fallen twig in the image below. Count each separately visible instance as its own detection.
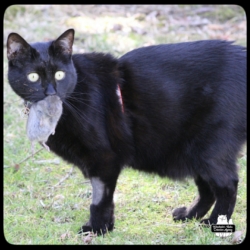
[53,167,74,187]
[34,158,61,165]
[4,148,44,170]
[17,148,44,165]
[39,199,54,209]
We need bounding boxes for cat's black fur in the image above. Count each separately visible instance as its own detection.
[7,29,246,235]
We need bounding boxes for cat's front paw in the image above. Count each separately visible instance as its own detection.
[78,221,114,236]
[78,222,93,234]
[172,206,188,221]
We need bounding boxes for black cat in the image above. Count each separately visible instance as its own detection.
[6,29,246,235]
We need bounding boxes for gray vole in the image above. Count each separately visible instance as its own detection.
[26,95,63,154]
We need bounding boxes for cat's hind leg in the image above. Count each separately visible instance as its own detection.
[173,160,239,225]
[172,175,215,221]
[200,168,238,225]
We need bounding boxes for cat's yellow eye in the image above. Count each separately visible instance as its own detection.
[55,71,65,80]
[27,73,39,82]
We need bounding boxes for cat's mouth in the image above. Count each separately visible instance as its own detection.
[24,95,61,108]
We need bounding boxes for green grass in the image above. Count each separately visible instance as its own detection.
[4,5,246,245]
[4,162,247,245]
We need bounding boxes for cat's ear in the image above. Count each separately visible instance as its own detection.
[7,33,31,61]
[53,29,75,54]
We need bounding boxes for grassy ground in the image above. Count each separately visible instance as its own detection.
[4,5,246,245]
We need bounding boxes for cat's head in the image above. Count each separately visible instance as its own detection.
[6,29,77,103]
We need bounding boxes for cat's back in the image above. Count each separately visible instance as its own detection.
[120,40,245,84]
[118,40,246,176]
[119,40,246,111]
[119,40,245,65]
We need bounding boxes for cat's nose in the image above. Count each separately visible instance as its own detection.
[45,83,56,96]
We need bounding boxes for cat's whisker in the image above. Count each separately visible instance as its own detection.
[62,92,105,115]
[62,101,93,126]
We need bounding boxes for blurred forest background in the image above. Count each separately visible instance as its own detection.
[4,5,246,56]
